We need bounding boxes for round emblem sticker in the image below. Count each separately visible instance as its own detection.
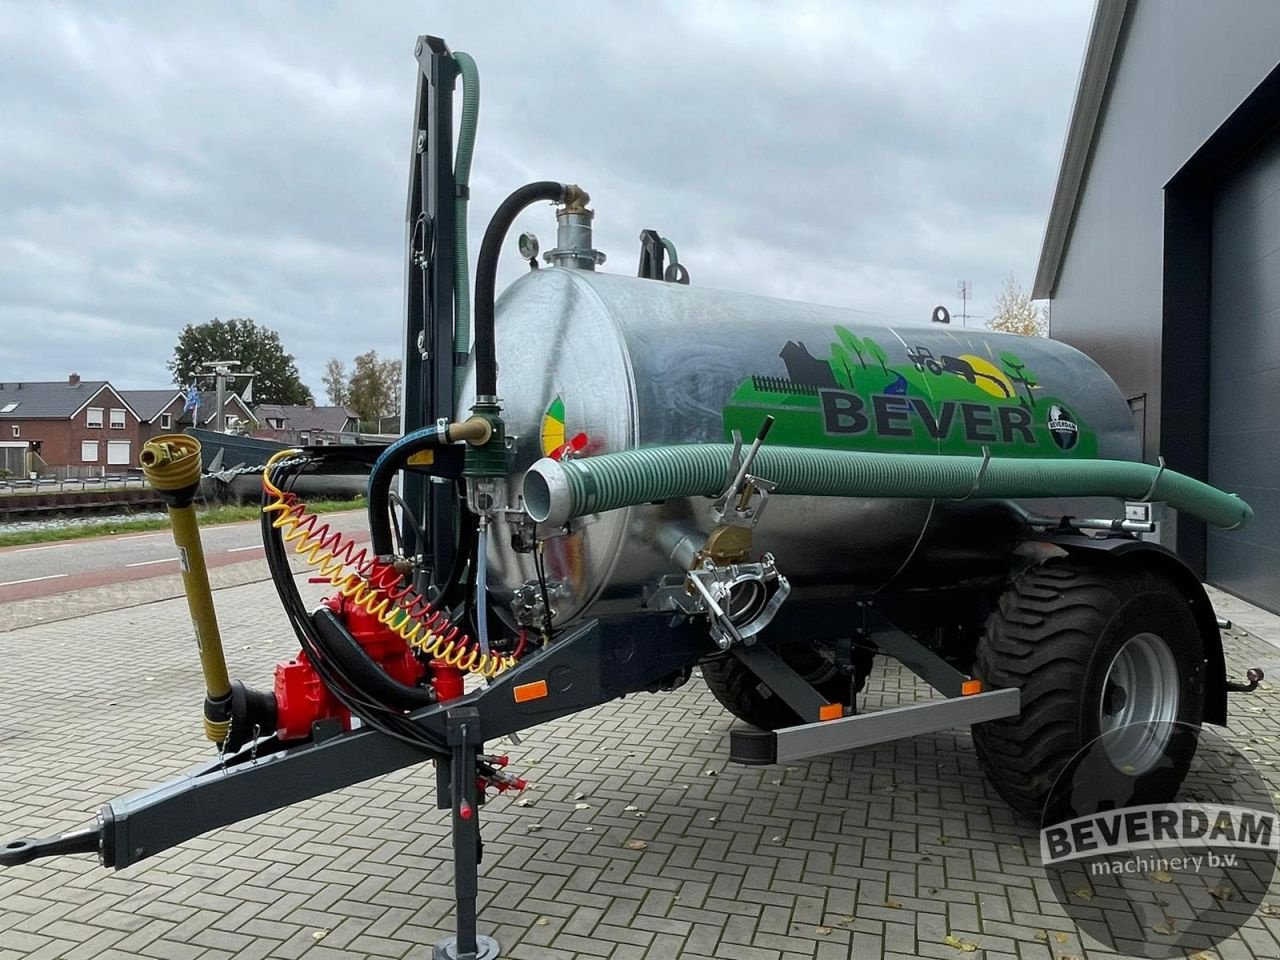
[1047,403,1079,450]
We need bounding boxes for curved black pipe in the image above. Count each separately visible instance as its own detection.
[310,608,436,710]
[367,426,446,555]
[474,181,568,397]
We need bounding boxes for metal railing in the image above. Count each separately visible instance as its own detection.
[0,473,150,496]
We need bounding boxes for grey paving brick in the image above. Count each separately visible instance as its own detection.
[2,575,1279,960]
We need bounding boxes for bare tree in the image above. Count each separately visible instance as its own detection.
[322,358,349,405]
[988,275,1048,337]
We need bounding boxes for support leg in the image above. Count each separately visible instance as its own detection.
[433,707,500,960]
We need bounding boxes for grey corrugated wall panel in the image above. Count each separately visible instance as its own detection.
[1208,129,1280,612]
[1048,0,1280,460]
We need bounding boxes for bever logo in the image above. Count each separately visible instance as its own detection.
[1047,404,1079,451]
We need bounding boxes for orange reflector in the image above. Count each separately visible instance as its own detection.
[818,703,843,721]
[962,679,983,696]
[513,680,548,703]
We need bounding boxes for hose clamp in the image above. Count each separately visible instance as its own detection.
[1140,456,1167,503]
[956,446,993,501]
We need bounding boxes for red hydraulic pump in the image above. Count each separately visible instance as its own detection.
[273,593,464,741]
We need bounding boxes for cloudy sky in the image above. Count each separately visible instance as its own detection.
[1,2,1092,396]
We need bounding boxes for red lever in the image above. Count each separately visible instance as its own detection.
[550,432,589,461]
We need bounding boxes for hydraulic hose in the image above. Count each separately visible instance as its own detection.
[368,425,446,555]
[264,450,513,680]
[138,435,233,744]
[474,181,574,398]
[475,521,491,656]
[523,445,1253,532]
[366,417,491,555]
[452,51,480,404]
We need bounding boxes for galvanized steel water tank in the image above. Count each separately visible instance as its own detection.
[459,267,1141,624]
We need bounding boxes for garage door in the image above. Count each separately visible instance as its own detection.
[1207,129,1280,612]
[107,440,131,466]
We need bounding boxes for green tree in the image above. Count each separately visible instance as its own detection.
[346,351,402,425]
[322,358,349,405]
[169,318,311,404]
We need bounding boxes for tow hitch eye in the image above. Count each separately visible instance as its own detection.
[0,825,100,868]
[1226,667,1265,694]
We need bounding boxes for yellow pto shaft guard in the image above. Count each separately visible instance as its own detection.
[139,435,233,744]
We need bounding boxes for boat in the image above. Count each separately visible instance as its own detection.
[185,428,372,504]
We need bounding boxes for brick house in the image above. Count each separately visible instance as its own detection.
[0,374,143,475]
[120,389,255,438]
[118,389,186,443]
[253,403,357,445]
[182,391,256,433]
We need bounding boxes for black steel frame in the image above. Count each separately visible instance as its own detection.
[403,35,459,589]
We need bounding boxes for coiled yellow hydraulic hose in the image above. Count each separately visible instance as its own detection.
[261,449,513,679]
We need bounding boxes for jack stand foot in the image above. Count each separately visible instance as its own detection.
[433,935,500,960]
[433,706,501,960]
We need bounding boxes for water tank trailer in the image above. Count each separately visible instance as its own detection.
[1,35,1263,960]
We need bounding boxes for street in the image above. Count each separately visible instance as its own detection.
[0,509,369,604]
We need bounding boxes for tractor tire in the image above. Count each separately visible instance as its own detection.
[972,556,1204,819]
[701,644,857,730]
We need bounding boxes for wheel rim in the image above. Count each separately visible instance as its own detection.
[1098,632,1180,774]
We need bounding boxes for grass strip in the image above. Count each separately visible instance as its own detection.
[0,497,367,548]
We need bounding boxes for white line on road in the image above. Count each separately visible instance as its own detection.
[226,545,262,553]
[116,533,165,542]
[11,543,63,553]
[125,557,179,568]
[0,573,69,587]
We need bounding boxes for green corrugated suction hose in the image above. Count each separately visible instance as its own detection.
[522,444,1252,531]
[452,51,480,405]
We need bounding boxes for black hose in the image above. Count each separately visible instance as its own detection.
[389,491,427,555]
[367,426,447,555]
[310,608,436,709]
[262,458,446,755]
[474,181,568,397]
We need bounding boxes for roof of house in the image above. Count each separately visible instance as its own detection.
[0,380,136,419]
[1032,0,1132,300]
[255,404,356,433]
[179,392,254,426]
[118,389,184,421]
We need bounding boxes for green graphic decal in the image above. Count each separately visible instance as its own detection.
[723,326,1096,457]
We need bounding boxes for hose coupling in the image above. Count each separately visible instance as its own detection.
[448,417,493,446]
[463,399,508,479]
[562,184,590,211]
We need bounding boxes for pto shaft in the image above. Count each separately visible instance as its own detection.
[139,435,232,743]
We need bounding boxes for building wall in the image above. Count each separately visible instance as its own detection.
[7,400,144,472]
[139,396,187,443]
[1049,0,1280,461]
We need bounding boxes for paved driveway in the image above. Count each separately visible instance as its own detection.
[2,579,1279,960]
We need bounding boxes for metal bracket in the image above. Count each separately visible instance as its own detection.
[729,643,830,723]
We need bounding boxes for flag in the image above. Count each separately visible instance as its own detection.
[182,385,200,414]
[241,376,253,404]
